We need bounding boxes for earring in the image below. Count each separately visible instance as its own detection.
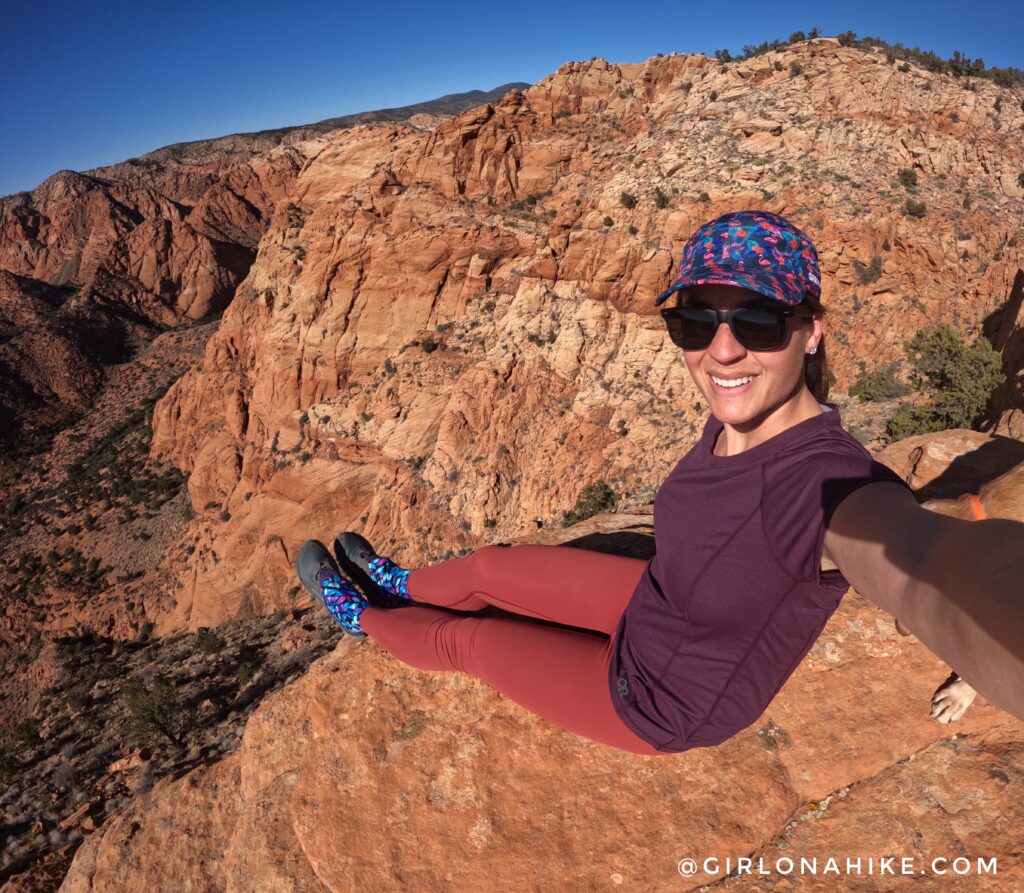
[807,346,818,355]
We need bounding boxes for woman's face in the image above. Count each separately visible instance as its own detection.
[678,284,822,430]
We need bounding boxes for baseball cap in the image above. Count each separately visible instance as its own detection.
[655,210,821,308]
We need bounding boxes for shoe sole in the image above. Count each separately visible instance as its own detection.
[296,540,334,604]
[295,540,366,638]
[333,532,397,607]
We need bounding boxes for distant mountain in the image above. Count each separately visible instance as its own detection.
[80,82,533,173]
[313,82,532,127]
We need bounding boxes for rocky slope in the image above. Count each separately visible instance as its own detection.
[0,82,530,449]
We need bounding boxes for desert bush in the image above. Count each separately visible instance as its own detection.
[561,481,619,527]
[654,187,669,209]
[120,675,193,749]
[602,216,614,227]
[0,748,17,783]
[620,192,637,209]
[14,718,41,749]
[886,323,1004,438]
[237,662,257,688]
[898,168,918,189]
[904,198,927,218]
[849,361,909,401]
[63,686,91,711]
[852,255,883,284]
[194,628,223,655]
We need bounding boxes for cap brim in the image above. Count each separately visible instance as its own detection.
[654,267,804,307]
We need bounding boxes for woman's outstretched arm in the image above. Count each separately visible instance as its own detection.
[823,481,1024,721]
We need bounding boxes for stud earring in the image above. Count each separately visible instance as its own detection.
[807,346,818,355]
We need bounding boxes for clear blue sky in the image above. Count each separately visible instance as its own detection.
[1,0,1020,197]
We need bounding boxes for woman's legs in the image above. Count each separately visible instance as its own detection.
[359,604,663,755]
[405,544,648,635]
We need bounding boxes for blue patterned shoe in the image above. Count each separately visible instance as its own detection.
[334,532,412,608]
[295,540,368,638]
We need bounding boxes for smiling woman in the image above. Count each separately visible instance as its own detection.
[666,284,823,455]
[293,210,1024,756]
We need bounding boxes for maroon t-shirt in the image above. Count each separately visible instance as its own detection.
[608,405,911,752]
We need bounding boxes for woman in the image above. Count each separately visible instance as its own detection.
[296,210,1024,754]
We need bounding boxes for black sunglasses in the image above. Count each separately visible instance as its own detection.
[660,304,816,352]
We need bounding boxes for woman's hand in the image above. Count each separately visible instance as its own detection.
[824,481,1024,722]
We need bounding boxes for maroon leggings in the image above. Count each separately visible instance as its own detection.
[359,544,663,755]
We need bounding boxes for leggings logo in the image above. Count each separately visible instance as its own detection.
[617,677,630,697]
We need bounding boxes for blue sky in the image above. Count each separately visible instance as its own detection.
[1,0,1020,197]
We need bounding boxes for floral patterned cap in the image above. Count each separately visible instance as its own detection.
[655,210,821,307]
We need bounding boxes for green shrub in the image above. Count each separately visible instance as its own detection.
[852,255,883,284]
[237,662,257,688]
[885,323,1004,438]
[421,338,440,353]
[898,168,918,189]
[790,61,804,76]
[561,481,618,527]
[1018,172,1024,188]
[14,718,41,749]
[602,216,614,227]
[121,675,193,749]
[837,30,857,47]
[654,187,669,209]
[0,748,17,783]
[904,198,927,218]
[886,405,945,440]
[849,361,909,401]
[709,90,719,101]
[194,627,223,655]
[628,225,639,235]
[620,192,637,209]
[699,191,711,203]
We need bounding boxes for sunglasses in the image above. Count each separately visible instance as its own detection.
[659,303,816,352]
